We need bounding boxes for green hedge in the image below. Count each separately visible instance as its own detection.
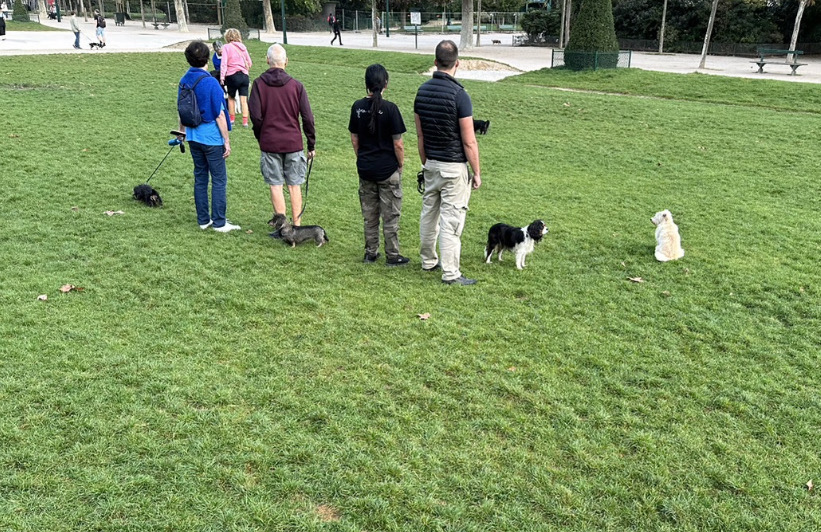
[565,0,619,70]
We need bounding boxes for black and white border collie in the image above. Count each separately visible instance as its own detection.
[484,220,549,270]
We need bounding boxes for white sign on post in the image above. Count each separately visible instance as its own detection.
[410,12,421,25]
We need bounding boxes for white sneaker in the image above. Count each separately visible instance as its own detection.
[199,220,212,230]
[213,221,241,233]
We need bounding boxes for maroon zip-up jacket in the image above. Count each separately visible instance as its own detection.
[248,68,316,153]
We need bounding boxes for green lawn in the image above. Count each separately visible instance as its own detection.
[1,44,819,530]
[5,20,65,31]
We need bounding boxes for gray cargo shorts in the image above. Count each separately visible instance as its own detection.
[261,151,307,186]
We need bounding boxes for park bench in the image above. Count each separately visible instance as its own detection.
[751,48,806,75]
[152,21,170,29]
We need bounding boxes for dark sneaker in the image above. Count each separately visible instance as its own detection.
[386,255,410,267]
[442,276,477,286]
[422,262,441,272]
[363,252,381,264]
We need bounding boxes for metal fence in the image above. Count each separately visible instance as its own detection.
[551,49,632,70]
[339,10,522,33]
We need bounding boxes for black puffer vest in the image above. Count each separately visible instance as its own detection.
[414,71,467,163]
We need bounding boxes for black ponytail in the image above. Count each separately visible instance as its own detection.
[365,64,389,134]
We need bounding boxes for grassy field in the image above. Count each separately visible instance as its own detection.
[4,20,65,31]
[1,43,819,530]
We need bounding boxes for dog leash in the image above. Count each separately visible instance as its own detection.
[295,156,313,221]
[145,144,178,184]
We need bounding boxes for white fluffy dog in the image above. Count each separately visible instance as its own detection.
[651,210,685,262]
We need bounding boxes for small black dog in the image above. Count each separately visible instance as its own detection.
[484,220,548,270]
[133,184,163,207]
[473,119,490,135]
[89,42,106,50]
[272,214,329,247]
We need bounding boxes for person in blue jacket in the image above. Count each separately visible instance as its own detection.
[178,41,240,232]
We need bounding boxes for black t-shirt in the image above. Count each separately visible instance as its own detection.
[348,97,406,181]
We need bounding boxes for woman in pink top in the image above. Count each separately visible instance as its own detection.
[220,28,253,127]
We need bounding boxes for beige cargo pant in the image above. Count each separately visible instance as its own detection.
[419,160,471,281]
[358,170,403,259]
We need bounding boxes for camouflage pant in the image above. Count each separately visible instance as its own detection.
[359,170,403,259]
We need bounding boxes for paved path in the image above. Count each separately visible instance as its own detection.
[2,18,820,84]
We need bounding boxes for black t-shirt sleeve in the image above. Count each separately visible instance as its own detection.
[348,103,358,134]
[387,103,406,136]
[455,90,473,119]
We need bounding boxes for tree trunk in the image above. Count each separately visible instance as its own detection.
[475,0,481,46]
[173,0,187,30]
[563,0,571,46]
[140,0,145,27]
[460,0,473,50]
[659,0,667,53]
[262,0,275,33]
[788,0,809,62]
[559,0,566,47]
[39,0,47,20]
[372,0,378,47]
[698,0,719,69]
[81,0,88,20]
[183,0,189,24]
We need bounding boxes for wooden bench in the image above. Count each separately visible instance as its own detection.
[751,48,806,75]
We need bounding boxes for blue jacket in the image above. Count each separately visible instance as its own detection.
[179,67,224,124]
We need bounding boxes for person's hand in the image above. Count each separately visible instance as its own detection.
[307,150,316,160]
[472,173,481,190]
[223,139,231,159]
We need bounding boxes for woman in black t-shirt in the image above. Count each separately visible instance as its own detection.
[348,64,409,266]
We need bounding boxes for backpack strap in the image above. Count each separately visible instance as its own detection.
[180,72,210,90]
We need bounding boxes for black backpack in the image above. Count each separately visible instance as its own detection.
[98,15,106,27]
[177,74,210,128]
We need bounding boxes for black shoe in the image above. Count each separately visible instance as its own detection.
[442,275,477,286]
[422,262,441,272]
[386,255,410,267]
[268,229,283,239]
[363,252,381,263]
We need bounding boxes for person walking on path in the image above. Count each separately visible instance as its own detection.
[349,64,409,266]
[331,16,342,45]
[220,28,253,128]
[414,40,482,285]
[0,10,6,42]
[94,10,106,46]
[70,11,81,49]
[178,41,240,233]
[249,44,316,231]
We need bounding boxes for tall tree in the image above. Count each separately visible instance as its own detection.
[698,0,719,68]
[38,0,47,21]
[222,0,248,37]
[788,0,814,62]
[565,0,618,69]
[659,0,668,52]
[262,0,276,33]
[174,0,188,31]
[460,0,473,50]
[372,0,378,47]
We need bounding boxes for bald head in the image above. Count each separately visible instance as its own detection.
[267,44,287,68]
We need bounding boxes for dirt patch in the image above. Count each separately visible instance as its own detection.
[315,504,341,522]
[163,40,196,50]
[426,59,520,74]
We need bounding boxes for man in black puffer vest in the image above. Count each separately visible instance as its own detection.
[414,40,482,286]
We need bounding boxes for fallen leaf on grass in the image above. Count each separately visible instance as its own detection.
[9,134,19,138]
[563,102,571,107]
[417,313,431,321]
[808,479,814,491]
[59,284,84,293]
[104,210,125,216]
[82,148,89,152]
[661,290,671,297]
[508,367,516,372]
[628,277,645,283]
[37,294,48,301]
[245,229,253,234]
[71,206,79,212]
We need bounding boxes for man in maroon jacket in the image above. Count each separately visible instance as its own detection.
[249,44,316,228]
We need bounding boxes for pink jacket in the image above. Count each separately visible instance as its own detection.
[220,41,252,82]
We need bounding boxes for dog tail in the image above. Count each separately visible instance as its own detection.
[323,231,329,242]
